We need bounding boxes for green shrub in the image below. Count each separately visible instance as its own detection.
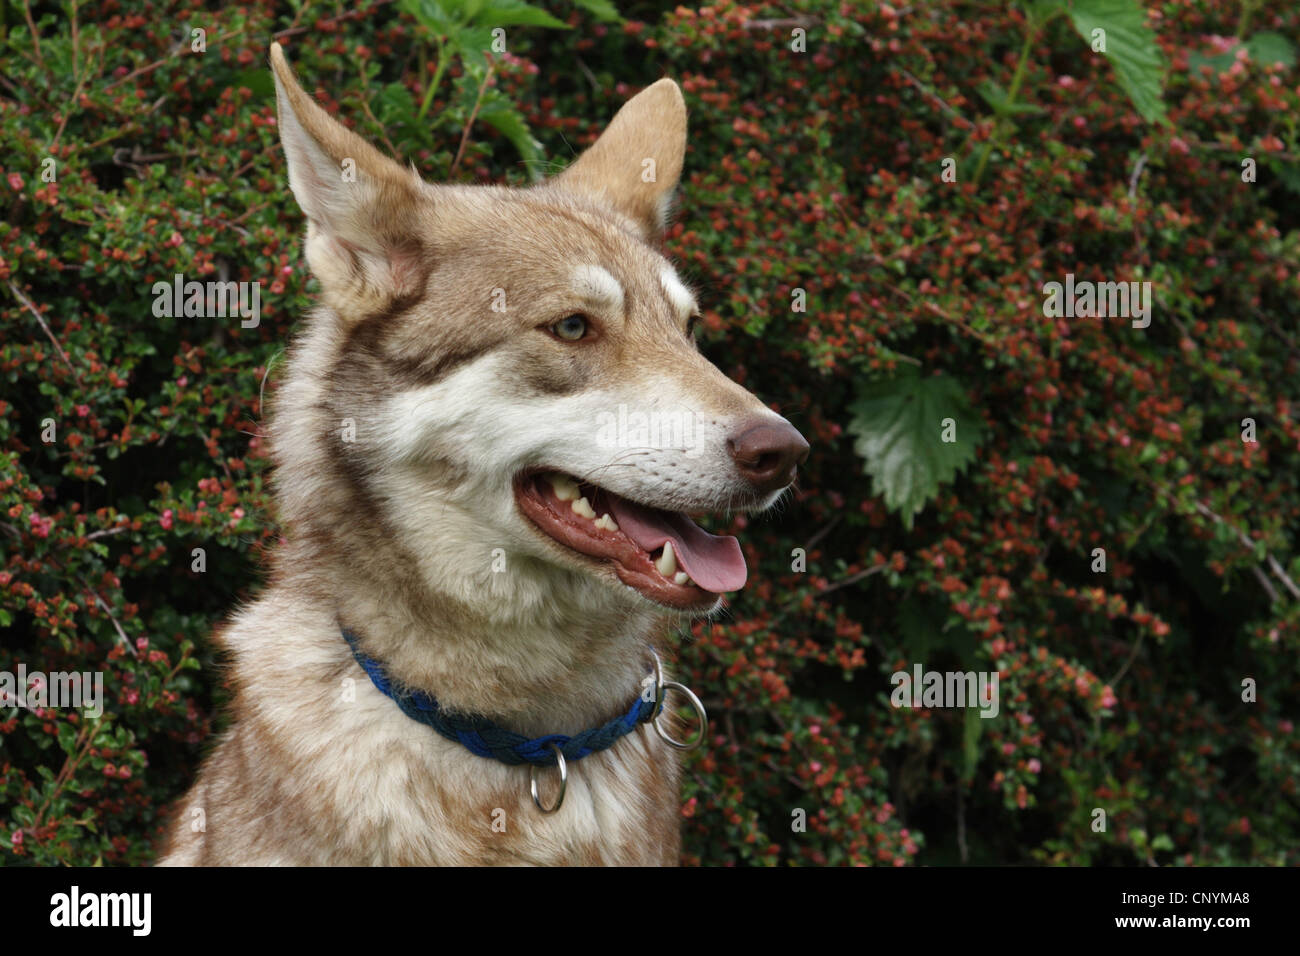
[2,0,1297,865]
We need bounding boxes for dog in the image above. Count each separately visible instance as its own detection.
[158,43,808,866]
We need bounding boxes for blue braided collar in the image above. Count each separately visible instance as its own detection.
[341,628,657,767]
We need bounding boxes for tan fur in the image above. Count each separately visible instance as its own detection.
[159,45,791,866]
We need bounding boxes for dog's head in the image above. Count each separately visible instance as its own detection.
[269,43,807,618]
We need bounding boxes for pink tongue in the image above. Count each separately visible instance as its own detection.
[604,495,747,593]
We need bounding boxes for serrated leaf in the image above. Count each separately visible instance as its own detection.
[458,0,487,21]
[1186,49,1233,74]
[400,0,458,35]
[572,0,623,22]
[1190,33,1295,75]
[846,370,983,529]
[1067,0,1167,124]
[1024,0,1066,30]
[1246,32,1295,68]
[375,82,418,126]
[473,0,570,30]
[57,721,77,752]
[448,25,499,74]
[976,79,1044,116]
[476,92,545,179]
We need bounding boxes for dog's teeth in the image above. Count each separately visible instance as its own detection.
[655,541,678,577]
[571,496,597,519]
[548,474,579,502]
[594,513,619,532]
[674,571,690,586]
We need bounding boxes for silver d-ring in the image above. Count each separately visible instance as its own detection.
[646,648,666,717]
[653,680,708,750]
[529,744,567,814]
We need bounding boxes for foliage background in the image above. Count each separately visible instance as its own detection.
[2,0,1298,865]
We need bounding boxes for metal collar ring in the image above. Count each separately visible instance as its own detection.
[529,743,567,814]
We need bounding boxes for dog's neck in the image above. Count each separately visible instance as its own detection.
[286,540,669,737]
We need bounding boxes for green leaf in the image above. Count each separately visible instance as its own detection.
[375,82,418,124]
[400,0,458,35]
[1067,0,1167,124]
[572,0,623,22]
[57,721,77,753]
[976,79,1044,117]
[1245,32,1296,69]
[472,0,570,30]
[1189,33,1294,74]
[448,25,499,73]
[846,369,983,529]
[1186,49,1233,74]
[476,91,546,179]
[1023,0,1066,30]
[457,0,488,21]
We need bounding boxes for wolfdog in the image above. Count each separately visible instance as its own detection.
[159,43,807,865]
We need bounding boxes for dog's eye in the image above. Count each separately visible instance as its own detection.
[551,314,588,342]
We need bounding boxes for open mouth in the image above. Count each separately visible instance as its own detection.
[514,470,747,611]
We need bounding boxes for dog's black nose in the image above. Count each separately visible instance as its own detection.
[727,419,810,493]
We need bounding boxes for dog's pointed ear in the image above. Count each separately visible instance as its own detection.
[550,78,686,239]
[270,42,427,317]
